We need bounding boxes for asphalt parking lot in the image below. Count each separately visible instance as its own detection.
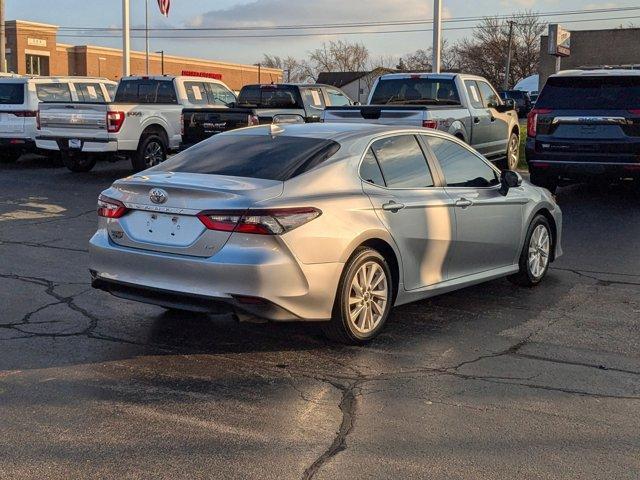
[1,156,639,479]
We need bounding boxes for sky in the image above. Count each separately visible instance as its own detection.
[8,0,640,65]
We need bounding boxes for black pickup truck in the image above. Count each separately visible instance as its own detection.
[182,83,352,147]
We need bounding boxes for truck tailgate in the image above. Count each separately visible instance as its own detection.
[323,106,427,126]
[38,102,108,139]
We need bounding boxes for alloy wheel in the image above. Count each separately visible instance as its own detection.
[528,224,550,279]
[508,133,519,170]
[347,260,388,334]
[144,141,165,168]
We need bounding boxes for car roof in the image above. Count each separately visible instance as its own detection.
[0,76,116,83]
[552,69,640,77]
[221,122,437,142]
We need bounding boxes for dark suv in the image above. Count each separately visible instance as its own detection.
[526,70,640,192]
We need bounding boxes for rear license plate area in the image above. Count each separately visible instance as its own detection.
[69,139,82,150]
[121,211,205,247]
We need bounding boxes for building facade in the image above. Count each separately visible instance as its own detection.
[5,20,282,90]
[539,27,640,88]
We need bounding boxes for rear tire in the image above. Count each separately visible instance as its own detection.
[322,247,393,345]
[0,151,21,163]
[62,152,97,172]
[529,170,558,194]
[509,215,552,287]
[132,134,167,172]
[498,130,520,171]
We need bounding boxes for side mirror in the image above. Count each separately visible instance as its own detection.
[353,101,361,106]
[499,170,522,195]
[495,98,515,112]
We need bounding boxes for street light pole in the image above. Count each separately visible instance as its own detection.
[0,0,6,73]
[122,0,131,77]
[503,20,515,91]
[156,50,164,75]
[432,0,442,73]
[145,0,149,75]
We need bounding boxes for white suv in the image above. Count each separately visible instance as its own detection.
[0,76,116,162]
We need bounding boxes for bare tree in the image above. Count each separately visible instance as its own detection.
[307,40,370,79]
[261,54,307,83]
[399,40,460,72]
[454,11,545,88]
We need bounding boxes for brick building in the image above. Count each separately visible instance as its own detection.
[539,27,640,89]
[4,20,282,90]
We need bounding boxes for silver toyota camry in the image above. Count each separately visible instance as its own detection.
[90,123,562,344]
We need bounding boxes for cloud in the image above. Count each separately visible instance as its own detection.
[185,0,445,30]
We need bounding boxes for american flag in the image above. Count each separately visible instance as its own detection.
[157,0,170,17]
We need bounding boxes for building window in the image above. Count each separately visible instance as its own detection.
[26,54,49,76]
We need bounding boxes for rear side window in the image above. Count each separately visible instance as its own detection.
[115,80,177,104]
[536,75,640,110]
[464,80,483,109]
[105,84,116,100]
[0,83,24,104]
[184,81,208,105]
[74,83,106,102]
[359,149,386,186]
[427,136,499,188]
[301,88,325,108]
[326,88,351,106]
[36,83,72,102]
[371,135,434,188]
[152,135,340,181]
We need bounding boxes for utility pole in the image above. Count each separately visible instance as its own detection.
[145,0,150,75]
[432,0,442,73]
[503,20,515,91]
[122,0,131,77]
[156,50,164,75]
[0,0,6,73]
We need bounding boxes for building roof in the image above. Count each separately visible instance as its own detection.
[317,68,396,87]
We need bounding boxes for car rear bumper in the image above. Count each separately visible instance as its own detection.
[0,137,36,151]
[89,229,343,321]
[36,136,118,153]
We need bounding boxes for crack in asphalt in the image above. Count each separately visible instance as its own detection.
[553,266,640,286]
[0,238,89,254]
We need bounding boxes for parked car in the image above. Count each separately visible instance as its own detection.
[526,69,640,192]
[0,75,116,162]
[90,123,562,344]
[36,75,236,172]
[182,83,352,147]
[500,89,533,117]
[322,72,521,170]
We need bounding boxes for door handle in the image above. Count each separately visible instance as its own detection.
[473,117,480,124]
[382,201,405,212]
[455,198,473,208]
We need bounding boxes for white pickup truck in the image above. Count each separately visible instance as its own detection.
[36,75,237,172]
[323,72,521,170]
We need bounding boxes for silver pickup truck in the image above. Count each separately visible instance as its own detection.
[323,72,521,169]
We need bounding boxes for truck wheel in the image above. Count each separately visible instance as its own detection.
[62,153,97,172]
[498,131,520,171]
[530,170,558,194]
[132,134,167,172]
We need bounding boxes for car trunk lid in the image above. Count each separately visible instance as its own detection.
[105,172,283,257]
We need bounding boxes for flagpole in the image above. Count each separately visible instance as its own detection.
[122,0,131,77]
[145,0,149,75]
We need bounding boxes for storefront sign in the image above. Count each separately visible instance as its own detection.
[548,24,570,57]
[27,38,47,48]
[182,70,222,80]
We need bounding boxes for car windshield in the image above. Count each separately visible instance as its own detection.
[536,75,640,110]
[237,86,303,108]
[0,83,24,104]
[151,134,340,181]
[370,78,460,105]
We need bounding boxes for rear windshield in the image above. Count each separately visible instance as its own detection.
[152,134,340,181]
[115,80,177,104]
[370,78,460,105]
[238,86,303,108]
[0,83,24,104]
[536,76,640,110]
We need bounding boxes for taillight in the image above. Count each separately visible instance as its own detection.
[629,109,640,115]
[248,114,260,126]
[197,208,321,235]
[97,194,128,218]
[106,111,125,133]
[527,108,552,138]
[422,120,438,129]
[11,110,37,117]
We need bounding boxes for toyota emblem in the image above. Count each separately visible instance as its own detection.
[149,188,168,204]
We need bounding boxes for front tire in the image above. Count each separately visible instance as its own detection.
[509,215,552,287]
[322,247,393,345]
[62,152,97,172]
[132,134,167,172]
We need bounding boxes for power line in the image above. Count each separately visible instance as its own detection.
[43,14,640,40]
[52,5,640,33]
